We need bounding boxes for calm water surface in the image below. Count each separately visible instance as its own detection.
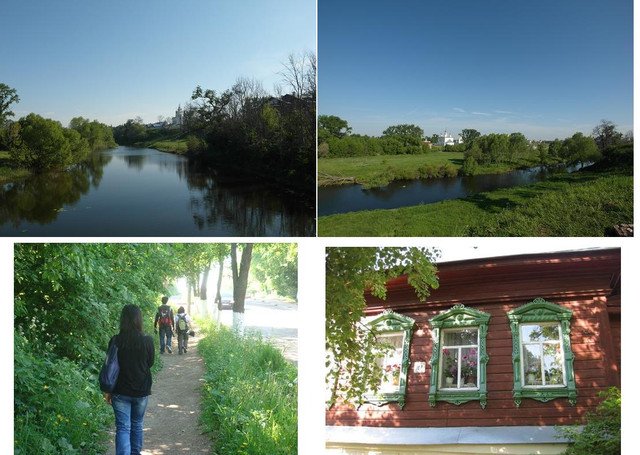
[1,147,314,236]
[319,164,585,216]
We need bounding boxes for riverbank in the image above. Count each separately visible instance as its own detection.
[142,137,189,154]
[318,152,541,188]
[0,151,31,184]
[318,167,632,236]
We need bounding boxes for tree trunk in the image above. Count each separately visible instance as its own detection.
[215,256,224,310]
[201,262,211,300]
[187,282,192,314]
[231,243,253,332]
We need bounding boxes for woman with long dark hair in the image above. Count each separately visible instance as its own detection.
[103,304,155,455]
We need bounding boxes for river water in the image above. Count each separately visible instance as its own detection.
[0,146,314,236]
[318,163,586,216]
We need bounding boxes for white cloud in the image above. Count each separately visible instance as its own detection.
[452,107,466,113]
[472,111,491,116]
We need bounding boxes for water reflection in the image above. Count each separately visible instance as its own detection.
[0,146,314,236]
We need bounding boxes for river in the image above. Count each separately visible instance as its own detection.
[0,146,314,236]
[318,163,587,216]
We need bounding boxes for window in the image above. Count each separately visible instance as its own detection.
[363,310,415,408]
[428,304,490,408]
[508,298,577,406]
[376,332,405,394]
[439,328,479,390]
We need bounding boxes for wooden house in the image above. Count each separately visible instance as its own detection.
[326,248,621,454]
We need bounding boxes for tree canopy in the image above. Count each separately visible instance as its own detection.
[325,247,440,407]
[0,82,19,125]
[318,115,352,142]
[461,128,481,144]
[592,119,623,152]
[382,124,424,147]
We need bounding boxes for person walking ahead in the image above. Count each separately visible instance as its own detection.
[104,304,155,455]
[154,296,174,354]
[174,306,192,355]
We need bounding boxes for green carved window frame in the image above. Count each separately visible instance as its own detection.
[508,298,577,407]
[363,310,415,408]
[428,304,490,408]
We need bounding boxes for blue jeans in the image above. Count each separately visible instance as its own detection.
[112,394,148,455]
[159,325,172,353]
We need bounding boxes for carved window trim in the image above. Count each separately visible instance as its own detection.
[428,304,491,408]
[363,310,415,408]
[508,298,577,407]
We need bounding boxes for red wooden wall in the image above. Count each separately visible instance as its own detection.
[327,249,621,428]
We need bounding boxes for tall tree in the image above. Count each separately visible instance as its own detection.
[382,124,424,147]
[0,83,19,125]
[592,119,623,151]
[231,243,254,331]
[319,115,352,141]
[460,128,481,144]
[326,247,440,408]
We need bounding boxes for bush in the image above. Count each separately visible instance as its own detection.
[560,387,620,455]
[198,324,297,455]
[460,155,478,176]
[186,135,207,154]
[14,333,112,454]
[10,114,72,170]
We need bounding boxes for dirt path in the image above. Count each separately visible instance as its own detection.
[106,329,211,455]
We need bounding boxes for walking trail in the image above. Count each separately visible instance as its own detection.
[105,300,297,454]
[106,329,211,455]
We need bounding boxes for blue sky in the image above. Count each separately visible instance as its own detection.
[319,0,633,140]
[1,0,314,126]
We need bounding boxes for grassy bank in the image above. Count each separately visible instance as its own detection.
[198,322,297,455]
[318,167,632,236]
[145,138,189,154]
[318,152,540,188]
[0,150,31,184]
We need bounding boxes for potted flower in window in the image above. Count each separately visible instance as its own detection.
[384,363,401,386]
[442,349,456,386]
[461,350,477,387]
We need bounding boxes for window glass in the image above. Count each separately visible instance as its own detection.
[376,332,404,392]
[440,329,479,389]
[443,329,477,346]
[521,323,564,387]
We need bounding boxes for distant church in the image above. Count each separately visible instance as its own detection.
[437,131,463,146]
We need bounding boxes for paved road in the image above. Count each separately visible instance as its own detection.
[218,298,298,364]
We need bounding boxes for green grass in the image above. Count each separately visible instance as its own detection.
[318,168,633,237]
[198,322,297,455]
[146,139,189,154]
[0,150,31,184]
[318,152,540,187]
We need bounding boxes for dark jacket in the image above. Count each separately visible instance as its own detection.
[109,333,155,397]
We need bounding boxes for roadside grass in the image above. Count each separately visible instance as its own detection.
[318,169,633,237]
[0,150,31,184]
[318,152,540,187]
[198,322,297,455]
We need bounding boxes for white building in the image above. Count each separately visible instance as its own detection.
[171,105,183,128]
[437,131,463,146]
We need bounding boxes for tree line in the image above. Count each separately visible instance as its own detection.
[15,242,297,454]
[113,52,316,195]
[318,114,632,174]
[1,83,116,171]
